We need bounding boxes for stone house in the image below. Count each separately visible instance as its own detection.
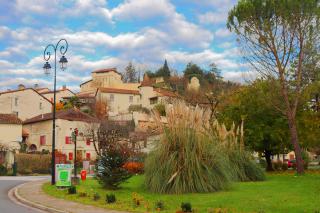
[0,85,52,121]
[40,86,75,102]
[0,114,22,167]
[23,109,100,161]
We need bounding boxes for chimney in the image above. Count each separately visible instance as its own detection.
[18,84,25,90]
[62,85,66,90]
[34,84,39,89]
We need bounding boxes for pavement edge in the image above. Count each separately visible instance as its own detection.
[8,181,68,213]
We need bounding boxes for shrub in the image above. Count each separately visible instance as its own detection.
[68,186,77,194]
[132,192,144,206]
[155,200,165,211]
[273,161,283,171]
[78,191,87,197]
[282,162,288,171]
[123,162,144,174]
[181,202,192,212]
[93,192,101,201]
[302,150,310,170]
[95,150,132,189]
[129,104,150,114]
[153,103,166,116]
[16,153,51,174]
[0,164,7,176]
[145,102,265,194]
[106,193,116,204]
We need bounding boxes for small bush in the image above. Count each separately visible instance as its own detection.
[78,191,87,197]
[272,161,282,171]
[95,150,132,189]
[123,162,144,174]
[132,192,144,206]
[0,164,7,176]
[155,200,165,211]
[282,163,288,171]
[181,202,192,212]
[129,104,150,114]
[16,153,51,174]
[93,192,101,201]
[106,193,116,204]
[153,103,166,116]
[68,186,77,194]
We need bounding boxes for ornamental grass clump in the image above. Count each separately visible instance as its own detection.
[145,102,232,194]
[145,101,265,194]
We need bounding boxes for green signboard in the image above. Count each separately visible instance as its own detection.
[56,164,73,187]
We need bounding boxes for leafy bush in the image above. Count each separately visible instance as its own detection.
[106,193,116,203]
[95,150,132,189]
[273,161,283,171]
[181,202,192,212]
[16,153,51,174]
[0,164,7,176]
[153,103,166,116]
[128,104,150,114]
[155,200,165,211]
[132,192,144,206]
[68,186,77,194]
[302,150,310,169]
[93,192,101,201]
[282,162,288,171]
[123,162,144,174]
[78,191,87,197]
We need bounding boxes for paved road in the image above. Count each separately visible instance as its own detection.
[0,176,49,213]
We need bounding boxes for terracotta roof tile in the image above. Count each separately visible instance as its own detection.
[23,109,99,124]
[153,88,178,98]
[0,114,22,124]
[99,87,140,95]
[0,88,53,105]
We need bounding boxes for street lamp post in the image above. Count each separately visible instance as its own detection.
[43,39,68,185]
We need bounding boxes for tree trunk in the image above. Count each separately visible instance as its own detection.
[264,150,274,171]
[287,115,304,174]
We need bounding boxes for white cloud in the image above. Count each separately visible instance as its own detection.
[215,28,232,38]
[198,12,227,25]
[111,0,173,20]
[15,0,58,14]
[223,70,260,83]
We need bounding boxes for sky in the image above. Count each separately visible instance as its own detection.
[0,0,253,92]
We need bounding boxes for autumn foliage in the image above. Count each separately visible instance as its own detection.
[123,162,144,174]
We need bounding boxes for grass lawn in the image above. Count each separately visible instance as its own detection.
[43,171,320,213]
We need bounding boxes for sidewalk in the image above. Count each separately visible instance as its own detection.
[14,180,128,213]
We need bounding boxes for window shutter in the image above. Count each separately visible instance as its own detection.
[69,152,73,160]
[86,153,91,160]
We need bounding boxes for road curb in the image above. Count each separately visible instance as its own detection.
[11,182,68,213]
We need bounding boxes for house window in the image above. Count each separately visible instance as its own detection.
[69,152,73,160]
[40,135,46,146]
[14,97,18,106]
[110,94,114,102]
[150,97,158,105]
[65,136,72,144]
[39,102,43,110]
[86,138,90,146]
[129,96,133,103]
[86,153,91,160]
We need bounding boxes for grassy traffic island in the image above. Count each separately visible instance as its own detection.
[43,172,320,213]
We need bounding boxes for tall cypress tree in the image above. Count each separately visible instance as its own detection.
[156,59,171,78]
